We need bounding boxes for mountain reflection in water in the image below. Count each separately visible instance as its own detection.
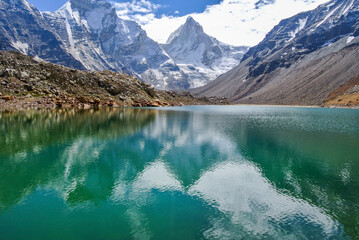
[0,106,358,240]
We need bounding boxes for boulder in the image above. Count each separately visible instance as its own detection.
[20,71,29,78]
[148,100,161,107]
[24,84,33,91]
[162,102,171,106]
[107,87,124,96]
[146,86,156,98]
[82,104,91,109]
[77,96,88,103]
[0,68,18,78]
[132,102,142,107]
[2,95,15,101]
[57,103,72,108]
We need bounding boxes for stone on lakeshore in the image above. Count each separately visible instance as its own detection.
[148,100,161,107]
[77,96,88,103]
[2,95,15,101]
[82,104,91,109]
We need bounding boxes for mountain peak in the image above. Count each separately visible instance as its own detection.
[185,16,196,24]
[163,14,248,88]
[166,16,204,44]
[184,16,202,29]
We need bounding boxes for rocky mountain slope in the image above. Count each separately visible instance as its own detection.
[43,0,190,90]
[162,17,248,88]
[323,73,359,106]
[0,51,227,110]
[0,0,84,69]
[193,0,359,106]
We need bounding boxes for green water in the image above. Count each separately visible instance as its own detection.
[0,106,358,240]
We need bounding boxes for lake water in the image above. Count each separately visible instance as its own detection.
[0,106,358,240]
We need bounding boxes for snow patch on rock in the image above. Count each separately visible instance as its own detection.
[11,41,29,54]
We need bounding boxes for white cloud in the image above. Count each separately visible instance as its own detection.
[111,0,159,17]
[113,0,330,46]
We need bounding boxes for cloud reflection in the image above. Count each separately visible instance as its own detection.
[1,106,356,239]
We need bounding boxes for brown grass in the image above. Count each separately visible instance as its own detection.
[324,74,359,100]
[324,92,359,106]
[324,74,359,106]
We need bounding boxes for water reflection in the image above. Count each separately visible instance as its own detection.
[0,108,155,156]
[0,108,155,211]
[0,106,358,239]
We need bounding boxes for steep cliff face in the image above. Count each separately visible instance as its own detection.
[194,0,359,106]
[0,0,84,69]
[44,0,190,90]
[163,17,248,88]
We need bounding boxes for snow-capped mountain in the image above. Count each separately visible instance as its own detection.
[162,17,249,88]
[194,0,359,105]
[0,0,249,90]
[44,0,190,90]
[0,0,84,69]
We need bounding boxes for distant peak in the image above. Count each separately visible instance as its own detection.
[186,16,194,21]
[185,16,199,25]
[166,16,207,44]
[183,16,203,34]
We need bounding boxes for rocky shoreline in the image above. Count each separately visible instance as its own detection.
[0,51,228,111]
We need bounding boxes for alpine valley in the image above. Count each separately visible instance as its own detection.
[1,0,358,107]
[0,0,248,90]
[194,0,359,107]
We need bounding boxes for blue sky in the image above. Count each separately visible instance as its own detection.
[141,0,222,17]
[27,0,66,11]
[27,0,221,15]
[27,0,329,46]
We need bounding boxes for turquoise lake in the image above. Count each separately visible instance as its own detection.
[0,106,358,239]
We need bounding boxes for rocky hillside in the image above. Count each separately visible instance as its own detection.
[193,0,359,107]
[0,51,227,110]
